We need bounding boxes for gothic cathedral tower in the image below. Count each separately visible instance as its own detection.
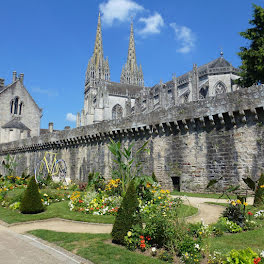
[120,21,144,87]
[85,13,110,88]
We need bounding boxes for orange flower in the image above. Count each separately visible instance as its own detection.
[140,235,144,239]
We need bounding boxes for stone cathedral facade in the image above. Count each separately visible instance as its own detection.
[76,14,241,128]
[76,14,144,127]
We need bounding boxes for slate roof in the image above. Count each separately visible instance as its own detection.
[40,128,60,135]
[2,119,30,130]
[106,81,143,97]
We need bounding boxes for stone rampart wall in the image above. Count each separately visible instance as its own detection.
[1,85,264,191]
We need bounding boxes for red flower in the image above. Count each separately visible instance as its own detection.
[96,207,99,210]
[78,199,83,203]
[141,240,145,244]
[140,243,146,248]
[248,211,253,216]
[140,235,144,239]
[146,235,151,241]
[90,208,94,210]
[254,258,261,264]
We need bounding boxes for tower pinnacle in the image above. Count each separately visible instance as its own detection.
[85,13,110,87]
[120,21,144,87]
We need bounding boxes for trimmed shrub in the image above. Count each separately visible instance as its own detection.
[254,173,264,206]
[20,177,44,214]
[111,181,140,245]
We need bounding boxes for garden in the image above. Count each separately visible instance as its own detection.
[0,140,264,263]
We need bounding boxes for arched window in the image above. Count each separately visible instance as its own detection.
[14,97,19,114]
[19,102,23,115]
[215,81,226,95]
[199,86,209,99]
[10,100,14,113]
[112,104,123,120]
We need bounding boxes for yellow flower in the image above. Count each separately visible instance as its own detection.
[260,185,264,188]
[127,231,132,237]
[158,196,161,199]
[160,190,166,194]
[231,201,236,206]
[146,183,151,188]
[236,199,241,204]
[243,202,248,206]
[41,199,44,202]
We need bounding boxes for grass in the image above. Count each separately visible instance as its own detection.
[29,230,164,264]
[177,204,198,218]
[207,225,264,254]
[0,201,115,224]
[0,201,197,224]
[171,191,238,199]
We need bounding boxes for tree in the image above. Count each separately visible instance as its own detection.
[111,181,141,245]
[238,4,264,87]
[20,176,44,214]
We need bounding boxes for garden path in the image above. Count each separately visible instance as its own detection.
[0,224,91,264]
[173,196,254,224]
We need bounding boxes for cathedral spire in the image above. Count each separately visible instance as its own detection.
[127,21,137,72]
[85,13,110,87]
[93,12,104,67]
[120,21,144,87]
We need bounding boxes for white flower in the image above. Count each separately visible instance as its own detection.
[195,244,200,250]
[152,247,157,252]
[260,250,264,257]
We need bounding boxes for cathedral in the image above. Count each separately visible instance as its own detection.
[76,14,240,127]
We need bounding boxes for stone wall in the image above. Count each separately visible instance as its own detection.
[1,85,264,191]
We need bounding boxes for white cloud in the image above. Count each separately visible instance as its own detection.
[66,113,76,122]
[99,0,144,26]
[170,23,195,54]
[31,87,58,97]
[138,12,164,35]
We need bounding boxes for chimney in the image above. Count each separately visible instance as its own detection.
[48,122,54,133]
[19,73,24,84]
[64,126,70,130]
[12,71,17,82]
[0,78,4,89]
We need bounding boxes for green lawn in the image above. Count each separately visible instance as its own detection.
[171,191,238,200]
[29,230,164,264]
[0,201,115,224]
[207,225,264,254]
[0,201,197,224]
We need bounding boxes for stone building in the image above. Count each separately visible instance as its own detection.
[77,14,241,127]
[77,14,144,127]
[0,72,42,144]
[135,53,241,114]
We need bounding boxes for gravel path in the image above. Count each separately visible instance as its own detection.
[173,196,254,224]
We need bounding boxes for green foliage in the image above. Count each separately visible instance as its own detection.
[216,217,242,233]
[111,181,140,245]
[237,4,264,87]
[177,235,202,263]
[20,177,44,214]
[254,173,264,206]
[144,214,176,249]
[108,139,149,195]
[87,171,105,191]
[224,248,258,264]
[243,177,256,191]
[223,203,245,226]
[158,250,173,262]
[2,155,17,177]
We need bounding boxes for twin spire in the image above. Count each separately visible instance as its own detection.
[120,21,144,86]
[85,13,144,87]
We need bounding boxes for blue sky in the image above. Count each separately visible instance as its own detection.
[0,0,262,130]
